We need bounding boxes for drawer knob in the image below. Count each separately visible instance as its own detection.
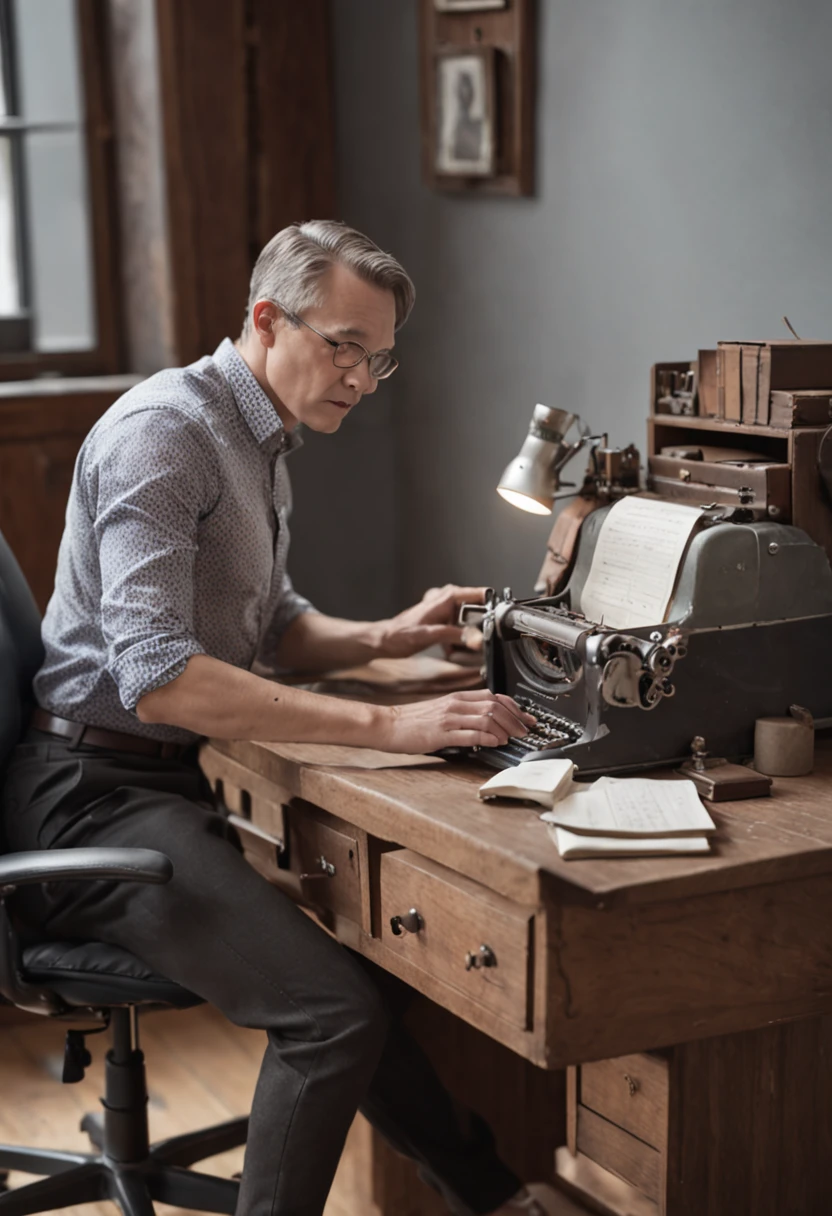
[390,909,423,936]
[299,855,336,880]
[465,944,496,971]
[623,1073,639,1097]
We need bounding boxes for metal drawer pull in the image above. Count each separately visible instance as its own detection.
[623,1073,639,1097]
[390,909,423,936]
[465,945,497,970]
[299,855,336,880]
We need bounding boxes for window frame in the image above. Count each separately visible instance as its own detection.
[0,0,122,379]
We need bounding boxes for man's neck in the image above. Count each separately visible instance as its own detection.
[234,337,298,432]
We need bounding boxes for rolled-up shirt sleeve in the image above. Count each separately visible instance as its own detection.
[273,571,316,639]
[86,407,220,711]
[251,570,316,678]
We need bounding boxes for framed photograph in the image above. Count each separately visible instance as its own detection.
[420,0,535,195]
[434,49,496,177]
[434,0,507,10]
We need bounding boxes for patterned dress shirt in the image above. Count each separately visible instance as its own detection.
[34,338,315,743]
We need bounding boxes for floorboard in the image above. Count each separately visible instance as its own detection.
[0,1006,579,1215]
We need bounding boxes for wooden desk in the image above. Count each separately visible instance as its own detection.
[200,737,832,1215]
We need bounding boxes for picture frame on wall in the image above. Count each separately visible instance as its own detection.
[435,48,496,177]
[420,0,535,196]
[434,0,507,10]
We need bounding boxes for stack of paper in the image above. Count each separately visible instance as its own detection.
[540,776,715,859]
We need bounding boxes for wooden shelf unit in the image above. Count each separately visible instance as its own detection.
[647,411,832,564]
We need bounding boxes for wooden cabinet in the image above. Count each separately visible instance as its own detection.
[0,379,140,612]
[647,412,832,564]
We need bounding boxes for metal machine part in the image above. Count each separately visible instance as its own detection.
[470,514,832,774]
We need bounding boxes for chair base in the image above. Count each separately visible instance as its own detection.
[0,1152,243,1215]
[0,1008,247,1214]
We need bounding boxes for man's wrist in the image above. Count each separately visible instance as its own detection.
[344,700,392,748]
[367,619,393,659]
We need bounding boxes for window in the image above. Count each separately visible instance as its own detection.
[0,0,118,374]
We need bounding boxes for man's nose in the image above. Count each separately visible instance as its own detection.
[344,361,377,395]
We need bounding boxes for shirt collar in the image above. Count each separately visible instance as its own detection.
[213,338,302,457]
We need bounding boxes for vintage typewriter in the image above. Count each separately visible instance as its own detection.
[461,505,832,774]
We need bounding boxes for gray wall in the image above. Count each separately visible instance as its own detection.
[288,0,832,618]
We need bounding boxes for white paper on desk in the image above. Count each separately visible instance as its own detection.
[579,496,703,628]
[541,776,715,837]
[551,825,712,860]
[477,759,576,807]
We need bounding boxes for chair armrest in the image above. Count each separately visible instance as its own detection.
[0,848,173,889]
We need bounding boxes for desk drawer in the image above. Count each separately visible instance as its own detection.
[231,802,366,931]
[288,803,364,927]
[575,1108,662,1203]
[378,849,532,1029]
[648,454,791,516]
[580,1053,668,1150]
[568,1052,668,1204]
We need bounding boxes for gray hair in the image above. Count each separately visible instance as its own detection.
[242,220,415,338]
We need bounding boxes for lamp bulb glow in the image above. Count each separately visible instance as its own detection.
[496,487,552,515]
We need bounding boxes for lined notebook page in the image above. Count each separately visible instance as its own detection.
[580,497,702,628]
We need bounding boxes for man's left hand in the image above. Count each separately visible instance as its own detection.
[377,584,486,659]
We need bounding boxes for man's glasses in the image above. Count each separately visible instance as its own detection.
[281,308,398,380]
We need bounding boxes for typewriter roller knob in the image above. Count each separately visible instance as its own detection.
[465,945,497,971]
[390,909,423,936]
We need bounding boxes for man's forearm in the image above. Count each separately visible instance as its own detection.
[136,653,385,743]
[274,611,388,672]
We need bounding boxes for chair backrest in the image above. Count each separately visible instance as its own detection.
[0,529,44,768]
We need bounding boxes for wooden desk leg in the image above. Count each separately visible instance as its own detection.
[325,996,566,1216]
[665,1015,832,1215]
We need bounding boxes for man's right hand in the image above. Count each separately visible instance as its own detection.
[376,689,536,755]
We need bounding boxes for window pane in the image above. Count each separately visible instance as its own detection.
[0,135,20,315]
[13,0,82,125]
[0,30,8,118]
[23,129,95,351]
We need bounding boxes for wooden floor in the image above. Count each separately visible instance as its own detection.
[0,1005,578,1215]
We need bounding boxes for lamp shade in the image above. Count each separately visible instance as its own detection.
[497,405,579,514]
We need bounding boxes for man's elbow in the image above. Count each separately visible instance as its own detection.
[135,688,167,724]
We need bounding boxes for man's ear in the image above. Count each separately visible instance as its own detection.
[252,300,280,347]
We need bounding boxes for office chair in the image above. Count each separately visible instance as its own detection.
[0,528,247,1215]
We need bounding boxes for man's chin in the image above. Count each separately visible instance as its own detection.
[298,406,348,434]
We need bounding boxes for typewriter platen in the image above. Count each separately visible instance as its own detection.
[462,508,832,775]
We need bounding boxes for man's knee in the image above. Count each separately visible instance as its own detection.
[322,962,391,1057]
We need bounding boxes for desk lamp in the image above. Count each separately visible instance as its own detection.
[496,405,591,514]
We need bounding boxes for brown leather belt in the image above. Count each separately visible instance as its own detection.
[31,709,192,761]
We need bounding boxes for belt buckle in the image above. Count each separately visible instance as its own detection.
[66,721,88,751]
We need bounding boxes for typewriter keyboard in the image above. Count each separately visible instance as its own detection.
[482,695,583,768]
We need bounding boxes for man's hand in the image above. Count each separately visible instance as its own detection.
[377,585,487,659]
[376,689,536,755]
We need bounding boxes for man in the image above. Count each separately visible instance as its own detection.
[2,221,544,1215]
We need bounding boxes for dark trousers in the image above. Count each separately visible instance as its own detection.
[0,732,521,1216]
